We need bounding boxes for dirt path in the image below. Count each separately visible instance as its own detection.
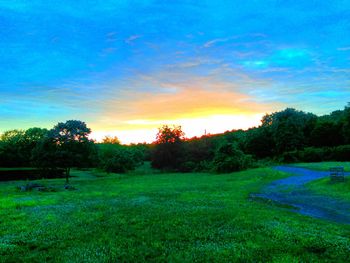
[253,166,350,224]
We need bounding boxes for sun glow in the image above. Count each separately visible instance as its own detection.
[90,113,264,144]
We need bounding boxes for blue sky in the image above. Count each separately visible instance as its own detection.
[0,1,350,143]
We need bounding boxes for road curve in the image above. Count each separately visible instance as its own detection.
[252,166,350,224]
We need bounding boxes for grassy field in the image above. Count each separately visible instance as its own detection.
[296,162,350,202]
[1,165,350,262]
[306,176,350,201]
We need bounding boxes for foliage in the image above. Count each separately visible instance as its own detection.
[0,128,48,167]
[262,108,317,154]
[98,144,143,173]
[342,104,350,143]
[244,127,274,158]
[102,136,120,144]
[280,145,350,163]
[32,120,96,183]
[151,125,185,170]
[212,143,253,173]
[1,104,350,174]
[310,121,344,147]
[179,136,217,172]
[155,125,185,144]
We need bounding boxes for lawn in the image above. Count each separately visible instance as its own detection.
[306,176,350,201]
[295,162,350,202]
[1,165,350,262]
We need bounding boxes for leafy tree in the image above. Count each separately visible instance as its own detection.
[342,103,350,143]
[0,130,26,166]
[33,120,95,183]
[155,125,185,144]
[262,108,317,154]
[310,121,343,147]
[151,125,185,170]
[0,128,48,167]
[244,127,274,158]
[102,136,120,144]
[212,143,252,173]
[31,135,64,177]
[98,144,139,173]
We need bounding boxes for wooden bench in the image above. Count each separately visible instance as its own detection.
[330,167,345,182]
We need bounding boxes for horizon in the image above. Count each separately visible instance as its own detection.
[1,1,350,144]
[0,104,347,145]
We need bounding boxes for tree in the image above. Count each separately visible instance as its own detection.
[261,108,317,154]
[151,125,185,170]
[33,120,95,183]
[98,144,138,173]
[102,136,120,144]
[0,128,48,167]
[212,143,252,173]
[0,130,26,166]
[155,125,185,144]
[310,121,343,147]
[342,103,350,143]
[244,127,274,158]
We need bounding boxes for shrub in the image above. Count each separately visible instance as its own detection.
[178,161,197,173]
[330,145,350,161]
[212,143,252,173]
[98,144,141,173]
[280,145,350,163]
[299,147,326,162]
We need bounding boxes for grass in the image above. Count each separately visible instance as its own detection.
[292,162,350,201]
[295,162,350,201]
[0,165,350,262]
[306,177,350,201]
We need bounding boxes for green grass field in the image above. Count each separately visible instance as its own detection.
[1,164,350,262]
[297,162,350,202]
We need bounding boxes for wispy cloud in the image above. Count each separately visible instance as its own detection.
[125,35,142,44]
[203,37,232,48]
[88,70,279,143]
[337,46,350,51]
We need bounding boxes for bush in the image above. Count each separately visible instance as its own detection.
[280,145,350,163]
[330,145,350,161]
[212,143,253,173]
[298,147,326,162]
[98,144,142,173]
[280,150,300,163]
[178,161,197,173]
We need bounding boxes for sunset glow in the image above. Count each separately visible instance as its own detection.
[0,1,349,143]
[91,113,265,144]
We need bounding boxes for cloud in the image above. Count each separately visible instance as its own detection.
[90,80,274,143]
[203,34,267,48]
[203,38,232,48]
[337,46,350,51]
[125,35,142,44]
[87,69,280,142]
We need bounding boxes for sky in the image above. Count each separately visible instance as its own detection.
[0,0,350,144]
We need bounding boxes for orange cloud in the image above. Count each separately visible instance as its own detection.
[88,75,279,143]
[118,88,266,120]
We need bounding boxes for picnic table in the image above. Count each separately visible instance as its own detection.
[330,167,345,182]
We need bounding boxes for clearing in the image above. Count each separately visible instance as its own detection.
[0,163,350,262]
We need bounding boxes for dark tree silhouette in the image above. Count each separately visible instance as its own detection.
[151,125,185,170]
[33,120,95,183]
[261,108,317,153]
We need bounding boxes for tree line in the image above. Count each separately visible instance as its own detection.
[0,104,349,179]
